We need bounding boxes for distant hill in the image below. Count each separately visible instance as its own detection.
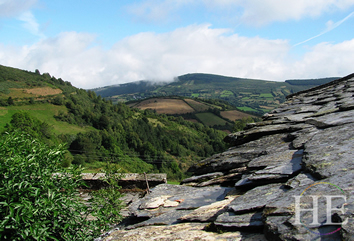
[285,77,338,86]
[92,73,340,115]
[92,80,165,98]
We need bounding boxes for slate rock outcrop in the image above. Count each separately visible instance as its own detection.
[100,73,354,241]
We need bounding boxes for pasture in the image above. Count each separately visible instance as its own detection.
[0,103,92,134]
[195,112,229,126]
[184,99,210,112]
[220,110,255,121]
[237,106,258,112]
[0,87,62,99]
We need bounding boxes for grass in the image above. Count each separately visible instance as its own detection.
[259,93,273,98]
[184,99,209,112]
[237,106,258,112]
[220,90,233,97]
[167,180,180,185]
[220,110,255,121]
[0,87,62,99]
[195,112,229,126]
[0,103,94,134]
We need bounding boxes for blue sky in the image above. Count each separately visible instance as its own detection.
[0,0,354,88]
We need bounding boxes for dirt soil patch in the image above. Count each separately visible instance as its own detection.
[136,98,194,114]
[25,87,62,96]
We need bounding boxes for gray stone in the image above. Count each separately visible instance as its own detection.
[215,211,264,229]
[129,184,233,221]
[178,197,235,222]
[312,109,354,127]
[284,173,317,189]
[303,123,354,179]
[282,113,314,122]
[225,123,312,146]
[180,172,224,185]
[288,127,318,149]
[196,172,243,187]
[295,105,321,114]
[80,173,167,189]
[236,150,303,187]
[186,146,264,175]
[127,210,192,228]
[229,184,286,214]
[248,149,302,169]
[99,222,267,241]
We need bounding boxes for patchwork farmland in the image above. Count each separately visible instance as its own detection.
[130,97,256,130]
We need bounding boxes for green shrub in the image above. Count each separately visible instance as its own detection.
[0,131,123,240]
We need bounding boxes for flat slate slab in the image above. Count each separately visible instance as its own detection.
[228,184,286,214]
[128,184,233,224]
[215,211,264,229]
[303,123,354,179]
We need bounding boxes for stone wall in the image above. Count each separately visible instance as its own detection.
[80,173,167,190]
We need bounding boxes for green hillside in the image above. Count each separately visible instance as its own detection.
[0,65,228,180]
[93,73,340,115]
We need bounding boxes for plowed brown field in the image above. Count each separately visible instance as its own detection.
[135,98,194,114]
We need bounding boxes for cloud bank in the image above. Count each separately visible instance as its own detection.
[0,24,352,89]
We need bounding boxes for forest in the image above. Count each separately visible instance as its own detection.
[0,65,229,180]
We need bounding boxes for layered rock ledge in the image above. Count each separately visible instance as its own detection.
[81,173,167,189]
[100,73,354,241]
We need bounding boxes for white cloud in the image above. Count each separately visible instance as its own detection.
[127,0,354,25]
[0,25,352,89]
[293,40,354,78]
[18,11,45,38]
[0,0,37,18]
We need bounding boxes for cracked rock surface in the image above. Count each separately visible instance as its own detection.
[100,74,354,241]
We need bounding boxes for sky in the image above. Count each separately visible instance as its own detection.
[0,0,354,89]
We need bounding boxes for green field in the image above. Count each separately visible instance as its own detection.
[184,99,210,112]
[259,93,273,98]
[0,103,93,134]
[195,112,229,126]
[220,90,233,97]
[237,106,258,112]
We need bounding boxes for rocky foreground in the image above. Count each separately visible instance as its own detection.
[99,74,354,240]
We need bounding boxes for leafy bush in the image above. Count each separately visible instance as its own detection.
[0,131,123,240]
